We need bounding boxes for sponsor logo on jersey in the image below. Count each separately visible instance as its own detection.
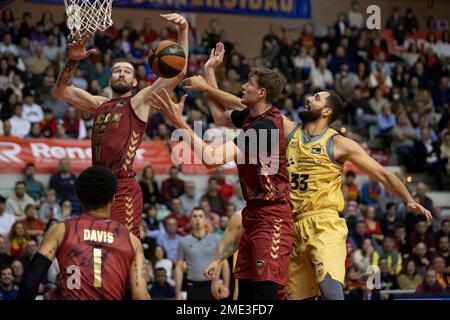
[311,147,322,154]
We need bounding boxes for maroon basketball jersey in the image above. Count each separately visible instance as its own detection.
[56,214,135,300]
[92,96,147,179]
[237,107,290,205]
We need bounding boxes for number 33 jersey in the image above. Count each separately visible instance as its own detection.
[56,214,135,300]
[286,126,344,217]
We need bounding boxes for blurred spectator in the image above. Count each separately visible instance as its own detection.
[409,220,436,252]
[20,238,38,271]
[0,196,14,237]
[23,163,45,202]
[347,1,363,30]
[393,112,417,172]
[361,178,382,206]
[0,33,18,55]
[10,259,23,286]
[346,273,380,300]
[5,181,35,221]
[63,105,86,139]
[378,256,399,291]
[403,8,419,34]
[0,266,18,300]
[373,237,403,275]
[161,166,185,204]
[377,104,396,148]
[49,158,77,205]
[348,221,369,250]
[149,267,175,300]
[25,122,42,138]
[0,235,12,268]
[380,202,403,238]
[343,171,359,202]
[42,34,60,61]
[72,67,88,90]
[415,268,445,294]
[351,238,374,273]
[40,108,57,138]
[168,198,189,236]
[394,225,410,255]
[143,204,163,240]
[180,181,201,217]
[8,221,28,257]
[363,206,384,243]
[214,215,230,241]
[201,177,226,217]
[60,200,72,220]
[199,199,220,234]
[229,183,245,211]
[21,204,44,240]
[27,46,50,75]
[10,104,31,138]
[156,216,181,262]
[432,255,450,289]
[214,167,234,203]
[38,189,62,224]
[436,236,450,269]
[152,245,174,286]
[22,90,43,123]
[310,56,334,91]
[139,165,160,209]
[410,242,431,276]
[397,260,423,290]
[435,220,450,243]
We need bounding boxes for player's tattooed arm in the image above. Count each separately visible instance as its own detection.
[215,239,239,262]
[55,59,78,89]
[38,223,65,261]
[130,235,151,300]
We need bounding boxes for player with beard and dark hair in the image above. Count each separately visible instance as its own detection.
[184,43,432,300]
[53,13,189,237]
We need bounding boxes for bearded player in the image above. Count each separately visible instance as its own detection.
[186,43,432,300]
[53,13,188,237]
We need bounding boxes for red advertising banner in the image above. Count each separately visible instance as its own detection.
[0,137,174,175]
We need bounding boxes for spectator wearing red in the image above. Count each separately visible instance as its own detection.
[363,206,384,243]
[199,199,220,234]
[416,268,445,294]
[8,221,29,257]
[432,256,450,289]
[343,171,359,202]
[214,167,235,202]
[167,198,189,236]
[21,204,44,240]
[139,18,158,44]
[40,108,57,138]
[161,166,185,205]
[64,105,85,139]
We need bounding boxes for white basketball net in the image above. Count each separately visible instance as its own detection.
[64,0,113,41]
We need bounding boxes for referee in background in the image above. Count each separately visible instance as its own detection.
[175,207,230,300]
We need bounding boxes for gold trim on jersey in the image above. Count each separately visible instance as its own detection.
[125,196,134,231]
[123,130,139,172]
[270,218,282,260]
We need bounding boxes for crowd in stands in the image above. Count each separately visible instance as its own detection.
[0,1,449,300]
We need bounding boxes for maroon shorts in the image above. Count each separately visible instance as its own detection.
[110,178,142,237]
[234,201,293,286]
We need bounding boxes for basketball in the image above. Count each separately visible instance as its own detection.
[148,40,186,78]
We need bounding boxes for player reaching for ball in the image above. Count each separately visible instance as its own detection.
[53,13,188,237]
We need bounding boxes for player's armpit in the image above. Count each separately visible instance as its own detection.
[129,234,151,300]
[52,85,107,114]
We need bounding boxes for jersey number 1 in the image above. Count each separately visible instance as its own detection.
[291,173,309,191]
[93,248,102,287]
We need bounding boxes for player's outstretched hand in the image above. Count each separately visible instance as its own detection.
[211,279,230,300]
[183,75,209,92]
[205,42,225,70]
[68,40,96,61]
[160,13,188,30]
[203,259,220,279]
[407,201,433,223]
[149,89,187,128]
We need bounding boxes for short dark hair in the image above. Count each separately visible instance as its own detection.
[75,166,117,211]
[386,202,396,211]
[346,171,356,178]
[25,163,35,169]
[155,267,167,276]
[0,195,5,203]
[111,58,136,77]
[248,67,286,104]
[0,265,12,274]
[324,90,343,124]
[191,207,206,217]
[15,181,25,187]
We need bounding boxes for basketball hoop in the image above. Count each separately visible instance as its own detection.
[64,0,113,41]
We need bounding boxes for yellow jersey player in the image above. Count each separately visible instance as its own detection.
[284,90,431,300]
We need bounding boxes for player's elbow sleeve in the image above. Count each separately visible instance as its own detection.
[16,252,52,300]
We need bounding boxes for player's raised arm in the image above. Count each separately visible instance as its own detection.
[131,13,188,112]
[129,234,151,300]
[52,41,108,113]
[149,89,241,169]
[334,135,433,222]
[17,223,65,300]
